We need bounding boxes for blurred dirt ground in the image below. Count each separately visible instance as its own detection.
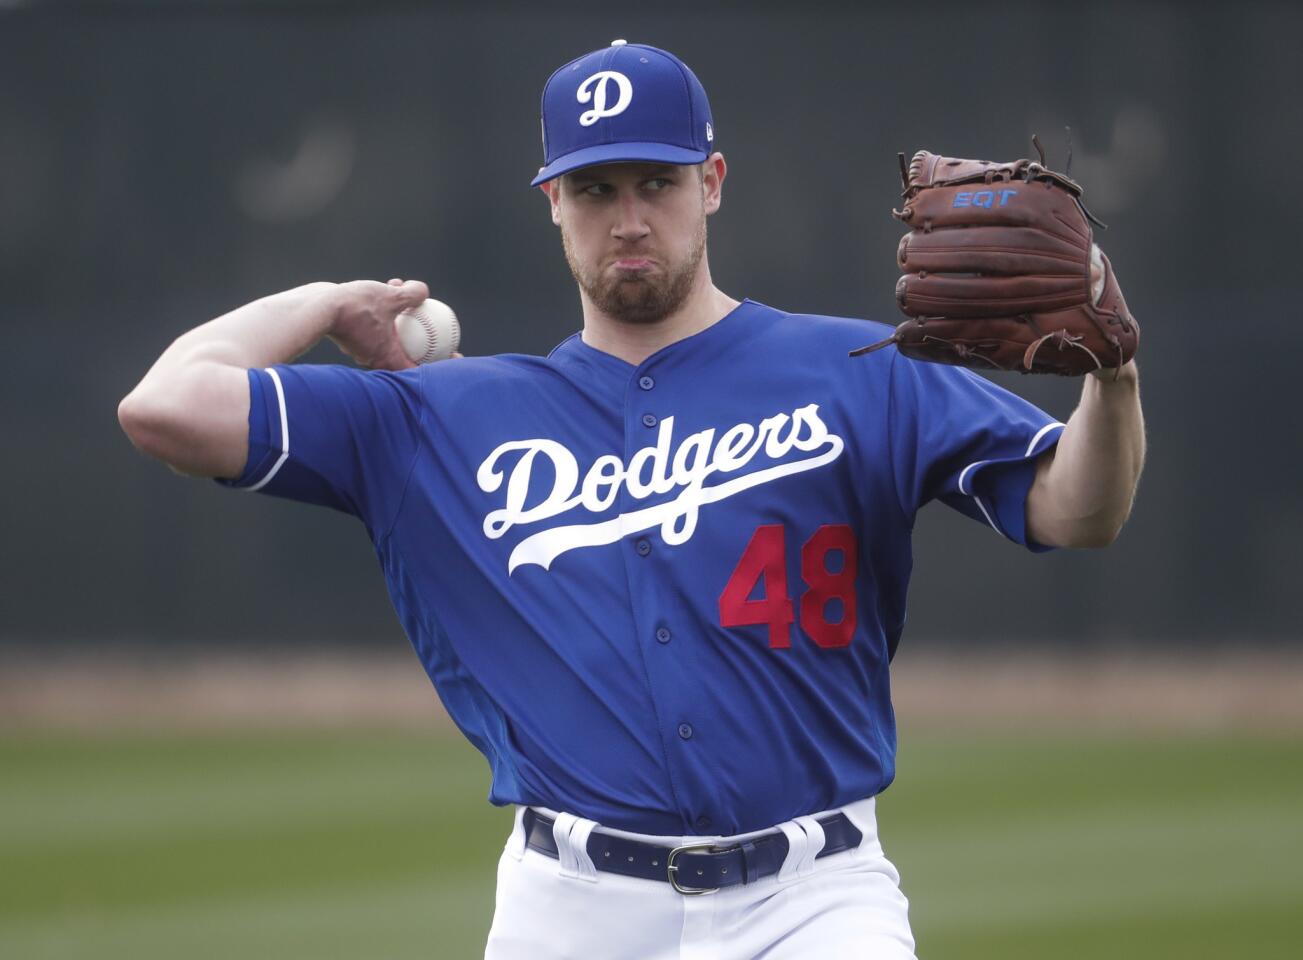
[2,647,1300,733]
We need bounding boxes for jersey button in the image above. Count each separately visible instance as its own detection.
[695,815,712,831]
[641,413,658,428]
[655,627,671,644]
[677,723,693,740]
[635,538,652,557]
[638,375,655,391]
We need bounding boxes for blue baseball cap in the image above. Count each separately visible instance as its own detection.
[530,40,714,187]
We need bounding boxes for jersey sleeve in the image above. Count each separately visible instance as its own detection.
[887,351,1064,551]
[216,363,425,534]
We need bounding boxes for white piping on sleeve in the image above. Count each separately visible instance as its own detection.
[972,494,1003,537]
[1025,420,1065,457]
[957,420,1065,536]
[957,459,986,497]
[246,367,290,492]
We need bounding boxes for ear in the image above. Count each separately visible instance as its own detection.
[538,178,561,226]
[703,152,727,215]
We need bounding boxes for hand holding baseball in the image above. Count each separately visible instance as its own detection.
[326,279,428,370]
[328,278,461,370]
[392,292,461,365]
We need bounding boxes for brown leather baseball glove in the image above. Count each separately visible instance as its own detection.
[852,142,1139,376]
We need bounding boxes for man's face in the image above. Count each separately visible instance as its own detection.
[542,157,724,325]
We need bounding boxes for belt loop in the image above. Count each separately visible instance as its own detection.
[505,806,528,861]
[568,817,599,882]
[775,820,806,883]
[552,811,581,877]
[793,815,825,877]
[552,812,600,883]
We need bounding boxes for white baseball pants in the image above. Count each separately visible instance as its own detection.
[484,796,917,959]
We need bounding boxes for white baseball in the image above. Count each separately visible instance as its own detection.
[395,298,460,364]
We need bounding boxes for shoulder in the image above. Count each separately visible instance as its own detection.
[421,351,579,406]
[426,352,554,382]
[740,300,899,369]
[747,300,894,345]
[740,302,1030,407]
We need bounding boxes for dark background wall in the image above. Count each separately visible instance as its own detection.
[2,1,1298,650]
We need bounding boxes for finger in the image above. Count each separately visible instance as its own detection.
[451,351,464,360]
[401,279,430,303]
[388,278,404,286]
[386,280,429,314]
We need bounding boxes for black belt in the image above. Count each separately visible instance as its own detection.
[521,808,863,895]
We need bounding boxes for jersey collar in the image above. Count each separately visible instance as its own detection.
[548,298,765,372]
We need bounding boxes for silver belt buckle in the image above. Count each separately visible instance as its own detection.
[666,841,725,895]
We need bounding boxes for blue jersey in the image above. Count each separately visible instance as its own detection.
[221,299,1062,836]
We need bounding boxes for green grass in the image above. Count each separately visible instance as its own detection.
[1,729,1299,958]
[884,732,1303,959]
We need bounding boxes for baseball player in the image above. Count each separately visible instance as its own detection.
[118,40,1146,959]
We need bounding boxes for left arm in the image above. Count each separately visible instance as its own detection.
[1025,360,1146,548]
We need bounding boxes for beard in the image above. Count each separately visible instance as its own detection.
[562,214,707,326]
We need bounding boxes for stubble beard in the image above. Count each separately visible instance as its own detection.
[562,214,707,326]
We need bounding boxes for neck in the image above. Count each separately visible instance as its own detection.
[578,264,741,366]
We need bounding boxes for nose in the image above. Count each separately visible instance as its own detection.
[611,190,651,242]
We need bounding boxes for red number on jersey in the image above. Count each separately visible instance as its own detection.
[718,524,795,648]
[800,525,858,648]
[719,523,859,650]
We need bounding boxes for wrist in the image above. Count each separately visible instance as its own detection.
[309,281,346,335]
[1088,359,1139,386]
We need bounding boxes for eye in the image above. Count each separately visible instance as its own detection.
[644,177,673,191]
[579,182,611,197]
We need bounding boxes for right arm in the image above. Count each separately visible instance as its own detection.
[117,279,429,478]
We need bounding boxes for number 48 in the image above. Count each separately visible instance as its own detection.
[718,524,858,649]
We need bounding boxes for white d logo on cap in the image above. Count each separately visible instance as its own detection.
[576,70,633,127]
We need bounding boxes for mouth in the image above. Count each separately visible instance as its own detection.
[610,256,656,272]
